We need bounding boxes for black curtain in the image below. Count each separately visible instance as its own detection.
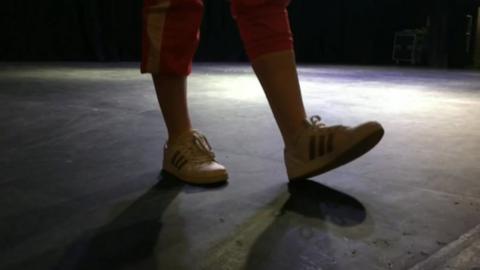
[1,0,468,66]
[196,0,245,62]
[1,0,143,61]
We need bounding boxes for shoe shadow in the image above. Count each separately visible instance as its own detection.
[243,180,369,270]
[55,173,185,270]
[283,179,367,226]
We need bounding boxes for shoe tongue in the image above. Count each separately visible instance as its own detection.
[167,129,196,147]
[177,129,197,141]
[305,118,315,127]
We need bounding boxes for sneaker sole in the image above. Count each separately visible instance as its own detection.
[160,169,229,187]
[289,127,385,181]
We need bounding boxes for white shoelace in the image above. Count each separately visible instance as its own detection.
[185,132,216,164]
[308,115,346,133]
[308,115,327,130]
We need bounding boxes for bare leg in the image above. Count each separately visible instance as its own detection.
[152,74,192,145]
[252,50,307,146]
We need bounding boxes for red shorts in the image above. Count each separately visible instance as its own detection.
[141,0,293,75]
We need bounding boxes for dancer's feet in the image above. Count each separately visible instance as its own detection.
[162,130,228,185]
[284,116,384,181]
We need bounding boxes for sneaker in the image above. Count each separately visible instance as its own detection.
[284,115,384,181]
[162,130,228,185]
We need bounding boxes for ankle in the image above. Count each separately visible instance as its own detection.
[167,128,193,146]
[283,124,307,148]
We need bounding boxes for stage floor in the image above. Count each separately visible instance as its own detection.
[1,63,480,270]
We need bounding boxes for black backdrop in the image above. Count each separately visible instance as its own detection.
[1,0,143,61]
[1,0,477,66]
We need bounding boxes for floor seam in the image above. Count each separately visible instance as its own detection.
[408,224,480,270]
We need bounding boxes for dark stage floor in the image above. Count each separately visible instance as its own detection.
[1,63,480,270]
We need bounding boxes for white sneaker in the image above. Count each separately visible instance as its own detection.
[284,115,384,181]
[162,130,228,185]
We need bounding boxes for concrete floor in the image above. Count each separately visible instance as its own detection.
[0,63,479,270]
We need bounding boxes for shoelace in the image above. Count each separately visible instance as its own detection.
[308,115,347,133]
[186,132,216,163]
[308,115,326,130]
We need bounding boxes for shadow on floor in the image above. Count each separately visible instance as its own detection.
[244,179,369,270]
[55,174,186,270]
[283,180,367,226]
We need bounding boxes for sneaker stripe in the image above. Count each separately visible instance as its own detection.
[327,133,334,153]
[171,153,187,170]
[318,135,325,157]
[177,160,188,170]
[309,136,316,160]
[175,155,186,167]
[171,151,180,165]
